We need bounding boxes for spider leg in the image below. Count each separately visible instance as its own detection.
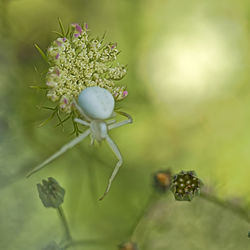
[99,135,123,200]
[72,99,91,122]
[108,111,133,130]
[74,118,90,126]
[90,134,95,145]
[106,119,116,125]
[27,129,91,177]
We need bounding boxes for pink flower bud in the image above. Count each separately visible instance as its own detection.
[122,90,128,97]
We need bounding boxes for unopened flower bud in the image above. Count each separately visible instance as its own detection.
[153,169,172,193]
[37,177,65,208]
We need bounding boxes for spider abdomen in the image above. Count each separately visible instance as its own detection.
[78,87,115,120]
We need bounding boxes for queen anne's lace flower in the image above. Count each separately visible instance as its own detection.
[46,23,128,114]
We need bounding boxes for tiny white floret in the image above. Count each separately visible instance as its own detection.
[78,86,115,120]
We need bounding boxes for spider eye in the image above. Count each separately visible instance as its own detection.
[78,86,115,120]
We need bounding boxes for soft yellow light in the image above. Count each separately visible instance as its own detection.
[142,24,236,102]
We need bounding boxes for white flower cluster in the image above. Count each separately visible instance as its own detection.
[46,23,128,113]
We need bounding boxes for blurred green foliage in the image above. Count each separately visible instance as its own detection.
[0,0,250,249]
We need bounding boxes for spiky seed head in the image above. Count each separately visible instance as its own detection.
[171,170,203,201]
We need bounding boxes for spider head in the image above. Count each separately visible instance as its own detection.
[78,86,115,120]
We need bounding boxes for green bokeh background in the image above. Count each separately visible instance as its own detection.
[0,0,250,249]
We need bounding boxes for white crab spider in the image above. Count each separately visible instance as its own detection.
[27,86,133,200]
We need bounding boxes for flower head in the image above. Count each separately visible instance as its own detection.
[171,170,203,201]
[46,23,128,114]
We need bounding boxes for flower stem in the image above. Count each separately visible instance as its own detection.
[200,191,250,224]
[57,206,73,243]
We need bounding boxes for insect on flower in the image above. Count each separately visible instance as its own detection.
[27,86,132,200]
[27,21,133,200]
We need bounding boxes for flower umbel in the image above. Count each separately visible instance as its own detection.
[46,23,128,114]
[37,177,65,208]
[171,170,203,201]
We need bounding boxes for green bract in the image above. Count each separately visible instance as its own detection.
[46,23,128,114]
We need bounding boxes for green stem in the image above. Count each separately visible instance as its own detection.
[200,192,250,224]
[57,206,73,243]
